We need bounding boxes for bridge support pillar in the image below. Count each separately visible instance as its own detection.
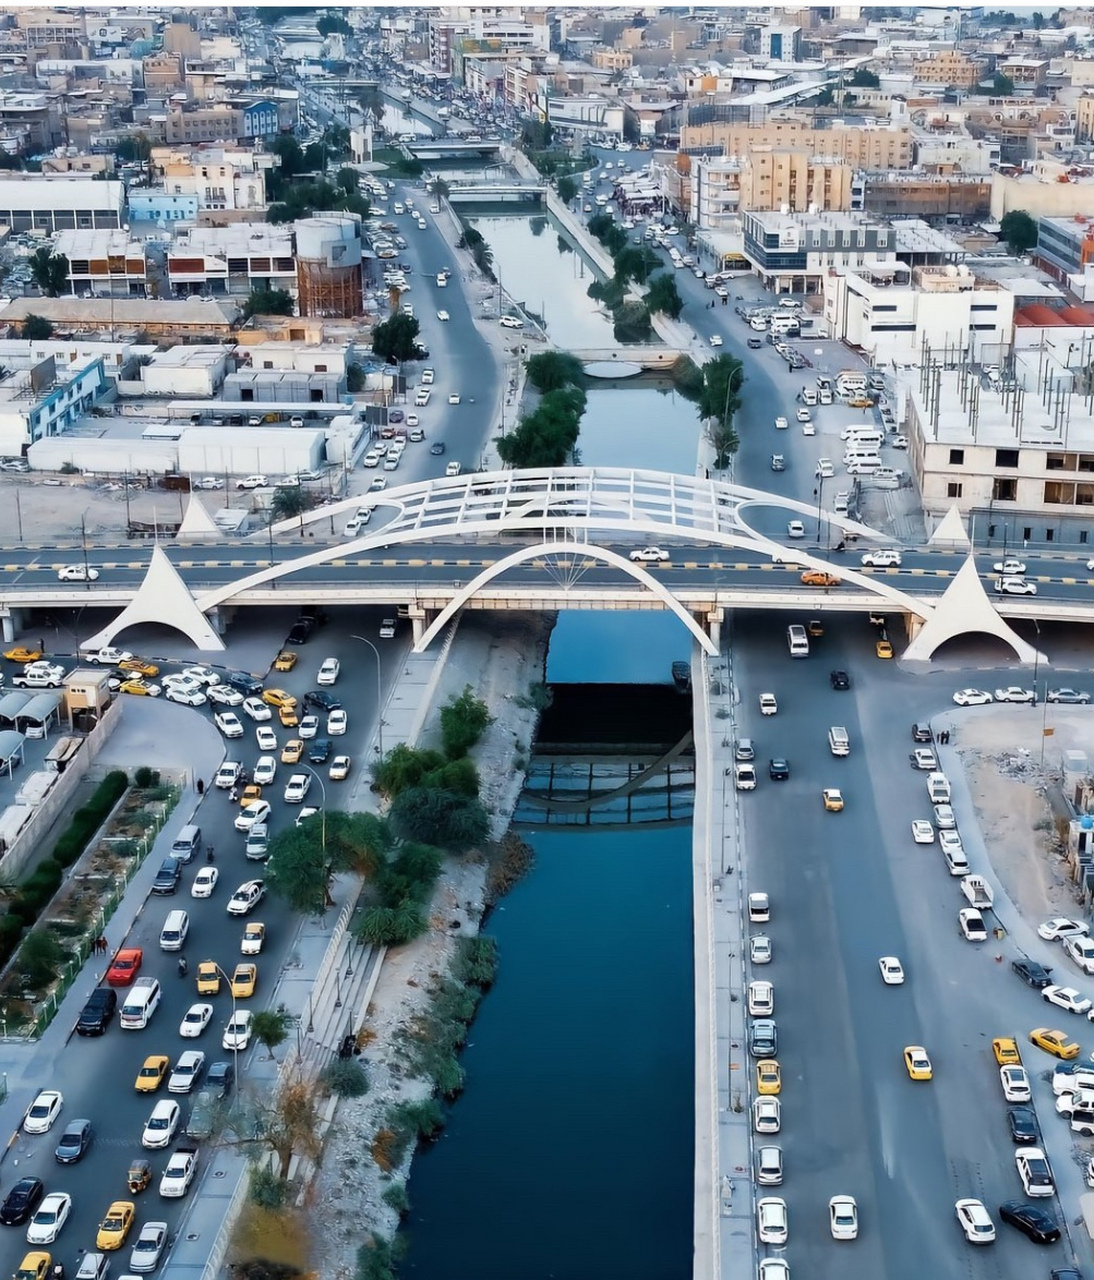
[705,607,725,650]
[409,607,430,647]
[0,612,15,644]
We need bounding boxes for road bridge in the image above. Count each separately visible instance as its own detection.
[405,138,503,162]
[447,184,546,207]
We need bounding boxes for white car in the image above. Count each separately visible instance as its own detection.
[933,804,956,830]
[815,459,835,478]
[317,658,340,686]
[952,688,993,706]
[753,1097,781,1134]
[911,820,934,844]
[328,709,348,735]
[500,315,524,329]
[959,908,988,942]
[994,686,1035,704]
[437,310,450,321]
[58,565,99,582]
[168,1050,205,1092]
[222,1009,254,1051]
[758,1262,789,1280]
[235,474,269,490]
[227,879,265,916]
[1039,918,1090,941]
[242,697,271,721]
[284,773,311,804]
[362,450,381,468]
[1065,935,1094,974]
[298,713,320,740]
[129,1222,168,1274]
[1000,1063,1032,1101]
[253,755,276,786]
[757,1196,788,1245]
[380,618,397,639]
[23,1089,63,1134]
[235,799,271,831]
[993,558,1027,574]
[759,693,778,715]
[995,576,1037,596]
[955,1198,995,1244]
[939,830,964,858]
[214,712,244,739]
[629,547,669,563]
[750,935,772,965]
[878,956,905,985]
[1042,984,1092,1014]
[165,685,206,707]
[141,1100,180,1150]
[796,408,811,423]
[786,521,805,539]
[214,762,242,789]
[748,980,774,1017]
[194,477,224,490]
[861,549,901,568]
[182,666,220,686]
[256,727,278,752]
[191,866,218,898]
[26,1191,72,1244]
[829,1195,858,1240]
[448,393,461,405]
[775,416,788,430]
[179,1004,213,1038]
[802,421,816,436]
[206,685,244,706]
[369,475,388,491]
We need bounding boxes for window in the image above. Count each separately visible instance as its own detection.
[992,477,1017,501]
[946,482,963,498]
[1081,531,1088,544]
[995,448,1019,468]
[1023,527,1032,541]
[949,448,965,465]
[1046,528,1054,542]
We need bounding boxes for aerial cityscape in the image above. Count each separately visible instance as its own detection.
[6,3,1094,1280]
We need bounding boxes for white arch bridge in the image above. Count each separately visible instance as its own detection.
[82,467,1041,663]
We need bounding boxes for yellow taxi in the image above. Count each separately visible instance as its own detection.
[279,702,300,728]
[135,1054,170,1093]
[239,783,262,807]
[281,738,304,764]
[903,1045,933,1081]
[822,788,844,812]
[273,650,298,672]
[992,1037,1022,1066]
[118,658,159,677]
[802,570,841,587]
[262,688,296,709]
[4,646,42,663]
[231,962,257,998]
[1029,1027,1081,1060]
[197,961,221,995]
[875,637,894,659]
[96,1200,135,1250]
[119,678,159,697]
[14,1253,52,1280]
[756,1059,781,1096]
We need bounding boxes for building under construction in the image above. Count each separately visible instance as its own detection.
[295,214,364,319]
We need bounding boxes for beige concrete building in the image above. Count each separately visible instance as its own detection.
[679,120,912,170]
[1077,93,1094,145]
[859,171,992,220]
[912,49,986,88]
[592,48,632,72]
[738,148,854,214]
[165,104,242,146]
[991,160,1094,220]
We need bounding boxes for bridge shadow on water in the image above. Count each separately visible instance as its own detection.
[514,683,694,829]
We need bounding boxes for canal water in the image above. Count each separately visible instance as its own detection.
[403,243,699,1280]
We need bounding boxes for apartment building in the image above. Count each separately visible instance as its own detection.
[15,9,85,49]
[824,263,1013,363]
[1035,215,1094,291]
[52,229,148,298]
[998,57,1049,93]
[742,210,903,294]
[992,160,1094,220]
[164,101,278,146]
[739,148,854,214]
[679,120,912,170]
[167,224,296,299]
[158,147,269,213]
[1077,93,1094,145]
[0,356,109,455]
[857,171,992,220]
[912,49,986,88]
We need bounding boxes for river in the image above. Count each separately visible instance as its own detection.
[403,228,698,1280]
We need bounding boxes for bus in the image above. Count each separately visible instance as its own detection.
[787,625,809,658]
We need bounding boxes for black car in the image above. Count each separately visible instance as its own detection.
[206,1060,235,1098]
[1007,1106,1040,1144]
[749,1019,777,1058]
[75,986,117,1036]
[747,338,763,349]
[429,441,446,456]
[54,1118,93,1164]
[308,737,332,764]
[287,620,313,646]
[769,758,790,781]
[912,721,933,743]
[223,670,263,697]
[151,856,181,895]
[830,670,850,691]
[998,1200,1060,1244]
[0,1176,44,1225]
[1012,958,1054,989]
[304,689,342,712]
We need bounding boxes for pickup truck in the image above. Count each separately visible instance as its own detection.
[13,665,64,688]
[159,1145,199,1197]
[79,646,133,666]
[961,875,994,910]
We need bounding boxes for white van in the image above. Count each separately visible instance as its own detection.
[120,977,162,1030]
[846,458,882,476]
[159,909,189,952]
[770,315,799,335]
[828,726,850,756]
[840,426,884,444]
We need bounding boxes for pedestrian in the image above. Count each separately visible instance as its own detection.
[196,778,204,796]
[38,638,44,653]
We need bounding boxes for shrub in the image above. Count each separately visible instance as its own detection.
[133,767,160,788]
[356,1233,399,1280]
[18,927,68,992]
[321,1057,369,1097]
[356,901,428,947]
[388,787,489,853]
[440,686,493,759]
[248,1166,288,1209]
[381,1182,410,1216]
[388,1097,445,1141]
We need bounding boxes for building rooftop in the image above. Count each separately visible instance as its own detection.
[171,224,293,256]
[147,345,230,368]
[52,228,145,260]
[0,178,124,212]
[0,296,241,328]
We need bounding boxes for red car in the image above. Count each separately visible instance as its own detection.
[106,947,143,987]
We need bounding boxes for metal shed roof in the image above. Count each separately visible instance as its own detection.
[0,692,32,721]
[17,692,61,723]
[0,729,24,763]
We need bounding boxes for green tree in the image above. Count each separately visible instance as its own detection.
[346,361,365,393]
[613,245,659,285]
[849,67,880,88]
[18,928,66,993]
[336,166,359,194]
[372,743,448,799]
[557,174,577,204]
[525,351,584,394]
[21,314,54,340]
[612,300,652,343]
[317,13,352,38]
[269,485,314,522]
[242,287,294,319]
[389,788,490,853]
[115,131,152,168]
[252,1007,293,1059]
[646,271,683,319]
[815,86,835,107]
[358,86,385,123]
[440,686,493,759]
[698,355,745,467]
[497,384,586,469]
[371,312,421,363]
[29,248,68,297]
[706,416,739,470]
[1000,209,1038,255]
[432,177,450,200]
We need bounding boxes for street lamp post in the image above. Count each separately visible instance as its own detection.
[351,634,385,758]
[209,962,239,1076]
